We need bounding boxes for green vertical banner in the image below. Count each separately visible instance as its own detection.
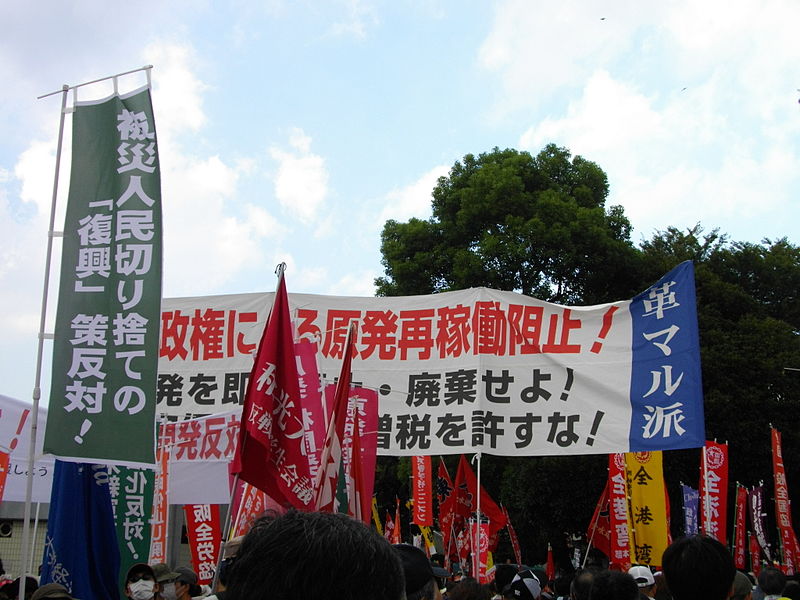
[45,86,162,464]
[109,465,155,593]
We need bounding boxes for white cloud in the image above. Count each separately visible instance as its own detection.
[328,0,379,38]
[270,128,330,224]
[377,164,448,225]
[326,269,381,297]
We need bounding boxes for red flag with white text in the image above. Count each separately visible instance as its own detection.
[699,441,728,543]
[772,428,796,574]
[183,504,221,586]
[608,453,632,570]
[733,485,748,569]
[231,271,314,509]
[314,324,356,512]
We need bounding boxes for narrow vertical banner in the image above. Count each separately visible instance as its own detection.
[699,441,728,543]
[232,482,268,537]
[732,485,748,570]
[608,453,632,571]
[392,497,402,544]
[629,262,704,451]
[148,431,170,564]
[183,504,222,586]
[772,428,796,574]
[625,451,669,568]
[109,465,154,594]
[748,485,772,561]
[412,455,433,526]
[749,532,762,576]
[504,506,523,566]
[45,86,162,463]
[680,484,699,536]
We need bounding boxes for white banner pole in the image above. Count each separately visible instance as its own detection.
[20,83,68,595]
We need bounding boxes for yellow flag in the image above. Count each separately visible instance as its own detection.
[625,451,670,567]
[419,525,437,554]
[372,497,383,536]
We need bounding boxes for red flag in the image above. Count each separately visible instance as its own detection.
[314,324,356,512]
[772,428,796,574]
[413,456,433,526]
[454,455,507,536]
[546,543,555,581]
[749,532,762,576]
[345,398,367,522]
[503,505,522,566]
[392,497,402,544]
[437,460,455,551]
[733,485,748,569]
[231,271,313,509]
[700,441,729,543]
[385,511,394,541]
[587,481,611,558]
[0,452,9,503]
[608,453,632,571]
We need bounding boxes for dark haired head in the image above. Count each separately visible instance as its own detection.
[590,570,639,600]
[757,566,786,596]
[570,568,599,600]
[226,510,405,600]
[662,535,735,600]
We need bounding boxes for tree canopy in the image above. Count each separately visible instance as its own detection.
[374,145,800,567]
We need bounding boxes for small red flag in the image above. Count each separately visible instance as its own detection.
[231,270,313,509]
[503,505,522,566]
[385,511,394,541]
[314,324,356,512]
[546,543,555,581]
[454,455,507,536]
[392,497,402,544]
[437,459,455,551]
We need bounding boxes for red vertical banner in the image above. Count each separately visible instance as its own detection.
[700,441,729,543]
[503,506,522,566]
[392,497,402,544]
[772,427,796,574]
[295,342,326,481]
[587,481,611,557]
[471,519,490,583]
[608,453,632,571]
[733,485,748,569]
[412,456,433,526]
[0,452,9,502]
[546,543,555,582]
[148,431,170,564]
[183,504,222,586]
[749,532,762,576]
[384,511,394,541]
[436,460,455,553]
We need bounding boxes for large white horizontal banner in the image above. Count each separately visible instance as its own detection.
[158,261,704,456]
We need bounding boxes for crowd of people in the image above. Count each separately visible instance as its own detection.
[1,512,797,600]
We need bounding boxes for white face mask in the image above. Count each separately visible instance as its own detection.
[129,579,156,600]
[161,582,178,600]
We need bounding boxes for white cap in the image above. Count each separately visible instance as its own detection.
[628,565,655,588]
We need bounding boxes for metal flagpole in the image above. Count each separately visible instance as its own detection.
[20,83,68,589]
[473,452,482,579]
[28,503,41,574]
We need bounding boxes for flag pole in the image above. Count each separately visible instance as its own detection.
[20,84,69,592]
[214,263,286,591]
[473,452,482,579]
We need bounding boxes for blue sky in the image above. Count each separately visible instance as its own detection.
[2,0,799,403]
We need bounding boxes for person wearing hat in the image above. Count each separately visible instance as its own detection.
[173,567,201,600]
[732,571,753,600]
[151,563,181,600]
[628,565,657,600]
[30,583,73,600]
[125,563,158,600]
[394,543,443,600]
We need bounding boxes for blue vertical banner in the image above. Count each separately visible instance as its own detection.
[629,261,704,451]
[41,460,121,600]
[681,483,699,535]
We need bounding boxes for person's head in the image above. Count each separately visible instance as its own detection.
[394,543,441,600]
[125,563,157,600]
[732,571,753,600]
[30,583,71,600]
[447,578,492,600]
[570,568,597,600]
[227,510,405,600]
[494,564,518,596]
[757,567,786,596]
[174,567,199,599]
[590,571,639,600]
[662,535,736,600]
[505,570,542,600]
[151,563,180,600]
[781,580,800,600]
[628,565,657,597]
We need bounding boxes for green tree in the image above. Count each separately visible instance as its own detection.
[376,145,643,304]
